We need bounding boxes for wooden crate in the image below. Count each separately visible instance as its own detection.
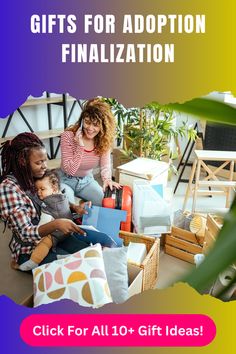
[164,226,203,264]
[202,214,223,254]
[206,214,223,237]
[119,231,160,291]
[112,148,132,181]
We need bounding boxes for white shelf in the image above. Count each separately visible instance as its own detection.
[0,128,63,145]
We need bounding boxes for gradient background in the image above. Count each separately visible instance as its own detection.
[0,1,235,353]
[1,283,235,353]
[0,0,236,116]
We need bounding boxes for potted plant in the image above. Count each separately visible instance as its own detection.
[105,98,197,173]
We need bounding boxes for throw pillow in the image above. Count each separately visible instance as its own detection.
[33,244,112,308]
[102,247,129,304]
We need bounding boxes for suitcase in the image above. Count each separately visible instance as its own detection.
[102,186,132,232]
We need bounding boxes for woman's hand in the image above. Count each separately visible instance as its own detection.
[74,128,85,147]
[71,200,92,216]
[54,219,86,236]
[103,179,122,192]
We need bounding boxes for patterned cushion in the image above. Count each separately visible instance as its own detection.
[33,244,112,308]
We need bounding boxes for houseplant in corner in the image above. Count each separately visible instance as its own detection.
[105,98,197,174]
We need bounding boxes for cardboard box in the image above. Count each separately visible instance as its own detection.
[127,264,143,298]
[112,148,131,168]
[117,157,169,190]
[164,226,203,264]
[112,148,132,181]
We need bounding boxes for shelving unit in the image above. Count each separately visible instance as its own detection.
[0,93,83,167]
[0,128,64,144]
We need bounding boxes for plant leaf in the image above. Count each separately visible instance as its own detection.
[183,197,236,292]
[168,98,236,126]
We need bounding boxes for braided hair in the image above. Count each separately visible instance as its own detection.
[0,132,45,192]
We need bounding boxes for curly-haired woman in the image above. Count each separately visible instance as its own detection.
[59,98,121,205]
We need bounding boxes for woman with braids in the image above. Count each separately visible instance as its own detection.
[59,98,121,206]
[0,132,89,269]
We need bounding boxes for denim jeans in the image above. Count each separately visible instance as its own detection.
[18,234,89,266]
[58,169,104,206]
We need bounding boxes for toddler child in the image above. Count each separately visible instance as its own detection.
[15,169,87,271]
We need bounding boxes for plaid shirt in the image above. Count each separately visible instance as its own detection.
[0,177,42,261]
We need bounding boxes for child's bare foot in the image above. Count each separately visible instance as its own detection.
[10,260,19,270]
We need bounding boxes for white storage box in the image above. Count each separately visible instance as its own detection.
[127,265,143,298]
[127,242,147,265]
[132,180,171,234]
[118,158,169,190]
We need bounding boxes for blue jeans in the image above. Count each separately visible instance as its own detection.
[58,169,104,206]
[18,234,89,266]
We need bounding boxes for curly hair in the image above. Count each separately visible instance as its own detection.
[66,98,116,155]
[0,132,45,192]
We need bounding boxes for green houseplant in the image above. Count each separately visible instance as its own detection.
[105,98,197,165]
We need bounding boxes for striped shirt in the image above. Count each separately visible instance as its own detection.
[60,130,111,181]
[0,177,41,261]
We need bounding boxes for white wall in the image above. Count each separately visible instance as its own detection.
[1,91,234,162]
[0,92,82,157]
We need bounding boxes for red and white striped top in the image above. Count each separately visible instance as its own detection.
[60,130,111,182]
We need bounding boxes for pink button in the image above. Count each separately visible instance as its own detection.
[20,314,216,347]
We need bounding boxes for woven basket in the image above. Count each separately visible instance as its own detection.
[119,231,160,291]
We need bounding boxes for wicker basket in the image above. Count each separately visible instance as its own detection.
[119,231,160,291]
